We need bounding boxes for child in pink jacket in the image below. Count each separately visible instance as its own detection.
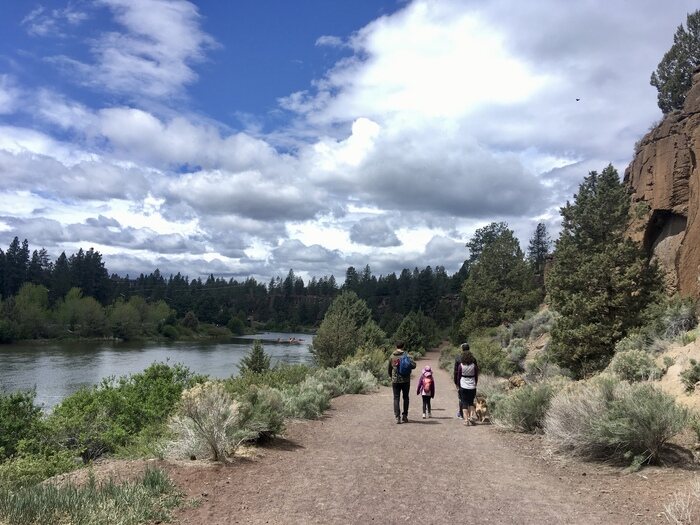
[416,365,436,419]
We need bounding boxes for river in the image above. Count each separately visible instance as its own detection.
[0,332,313,409]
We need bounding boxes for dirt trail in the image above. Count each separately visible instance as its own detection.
[169,350,697,524]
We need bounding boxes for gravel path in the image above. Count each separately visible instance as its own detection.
[169,350,697,524]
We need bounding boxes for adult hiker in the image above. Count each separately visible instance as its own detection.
[388,341,416,424]
[453,343,469,419]
[458,348,479,425]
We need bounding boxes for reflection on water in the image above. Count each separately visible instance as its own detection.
[0,332,313,409]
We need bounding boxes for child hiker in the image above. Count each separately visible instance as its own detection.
[416,365,436,419]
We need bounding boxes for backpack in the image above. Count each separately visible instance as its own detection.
[422,375,433,395]
[397,352,412,376]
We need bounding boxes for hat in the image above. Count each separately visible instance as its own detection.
[423,365,432,372]
[460,342,470,351]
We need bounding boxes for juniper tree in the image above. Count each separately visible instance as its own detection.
[546,165,660,378]
[239,339,271,374]
[311,291,373,367]
[650,10,700,113]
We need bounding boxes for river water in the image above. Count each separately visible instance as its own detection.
[0,332,313,409]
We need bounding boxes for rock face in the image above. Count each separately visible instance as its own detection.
[624,70,700,297]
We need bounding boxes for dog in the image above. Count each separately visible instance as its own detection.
[475,396,491,424]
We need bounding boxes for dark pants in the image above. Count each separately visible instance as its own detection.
[392,382,410,417]
[457,387,463,411]
[422,395,432,414]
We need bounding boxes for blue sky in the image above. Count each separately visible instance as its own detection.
[0,0,697,282]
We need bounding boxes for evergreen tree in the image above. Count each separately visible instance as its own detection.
[546,165,660,378]
[239,339,271,374]
[650,10,700,113]
[527,223,552,274]
[311,291,371,367]
[461,223,538,335]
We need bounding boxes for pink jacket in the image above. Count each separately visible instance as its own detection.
[416,371,435,398]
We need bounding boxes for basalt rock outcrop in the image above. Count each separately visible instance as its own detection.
[624,69,700,297]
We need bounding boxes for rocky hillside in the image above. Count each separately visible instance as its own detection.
[625,68,700,297]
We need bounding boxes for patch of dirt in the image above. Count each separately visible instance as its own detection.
[161,350,699,524]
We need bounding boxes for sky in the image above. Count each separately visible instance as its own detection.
[0,0,696,283]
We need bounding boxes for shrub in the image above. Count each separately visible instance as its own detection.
[608,350,661,382]
[0,390,42,460]
[238,340,271,374]
[614,332,651,354]
[235,386,285,443]
[0,467,182,525]
[224,364,312,398]
[493,383,554,433]
[160,324,178,339]
[343,345,390,385]
[663,477,700,525]
[662,298,697,339]
[506,338,527,370]
[282,377,331,420]
[167,381,250,462]
[48,362,199,460]
[470,336,515,377]
[546,378,688,464]
[681,359,700,393]
[313,365,378,397]
[438,345,461,371]
[524,353,569,382]
[0,451,77,490]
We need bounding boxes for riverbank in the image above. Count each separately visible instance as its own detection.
[52,349,697,524]
[0,333,314,409]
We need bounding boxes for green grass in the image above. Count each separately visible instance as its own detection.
[0,467,182,525]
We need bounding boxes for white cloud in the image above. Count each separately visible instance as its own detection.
[0,76,21,115]
[50,0,216,99]
[22,4,87,37]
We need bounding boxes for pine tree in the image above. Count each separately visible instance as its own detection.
[527,223,552,274]
[461,223,539,335]
[650,10,700,113]
[239,339,271,374]
[546,165,660,378]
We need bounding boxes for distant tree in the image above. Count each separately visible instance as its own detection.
[546,165,660,378]
[239,339,271,374]
[13,283,50,339]
[527,223,552,273]
[461,223,538,335]
[344,266,360,293]
[465,222,509,270]
[109,299,141,340]
[4,238,29,297]
[311,309,360,367]
[50,252,72,303]
[393,311,437,354]
[650,10,700,113]
[311,291,371,367]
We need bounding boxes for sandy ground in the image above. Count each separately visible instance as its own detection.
[151,350,699,525]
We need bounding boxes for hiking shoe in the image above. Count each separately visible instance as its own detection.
[396,416,402,424]
[456,411,464,419]
[428,411,432,418]
[422,413,426,419]
[469,416,477,425]
[402,415,408,423]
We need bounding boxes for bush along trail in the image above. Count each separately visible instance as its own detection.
[169,348,695,525]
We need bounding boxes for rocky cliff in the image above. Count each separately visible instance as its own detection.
[624,69,700,297]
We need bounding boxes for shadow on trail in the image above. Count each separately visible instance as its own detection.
[266,437,304,452]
